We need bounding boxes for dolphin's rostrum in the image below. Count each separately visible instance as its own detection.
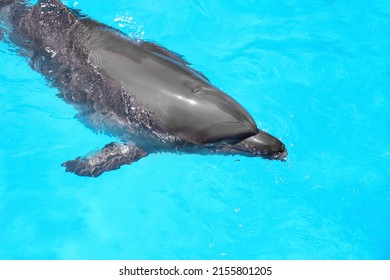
[0,0,287,177]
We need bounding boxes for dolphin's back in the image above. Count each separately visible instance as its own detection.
[86,30,259,144]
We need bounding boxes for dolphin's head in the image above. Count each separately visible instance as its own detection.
[230,130,287,160]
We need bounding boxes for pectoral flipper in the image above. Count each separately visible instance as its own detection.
[62,142,148,177]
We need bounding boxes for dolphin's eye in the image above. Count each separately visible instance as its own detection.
[193,87,205,94]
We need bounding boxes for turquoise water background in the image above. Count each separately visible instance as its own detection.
[0,0,389,259]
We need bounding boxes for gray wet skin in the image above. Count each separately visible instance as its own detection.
[0,0,287,177]
[88,37,257,144]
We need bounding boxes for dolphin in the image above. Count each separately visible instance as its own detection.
[0,0,287,177]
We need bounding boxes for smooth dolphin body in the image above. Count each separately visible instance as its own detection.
[0,0,287,177]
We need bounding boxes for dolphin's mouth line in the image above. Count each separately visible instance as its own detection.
[271,148,288,160]
[230,131,288,160]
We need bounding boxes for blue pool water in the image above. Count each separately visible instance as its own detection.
[0,0,389,259]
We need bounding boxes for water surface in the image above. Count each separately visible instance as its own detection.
[0,0,389,259]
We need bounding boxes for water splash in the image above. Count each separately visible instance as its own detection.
[114,14,144,40]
